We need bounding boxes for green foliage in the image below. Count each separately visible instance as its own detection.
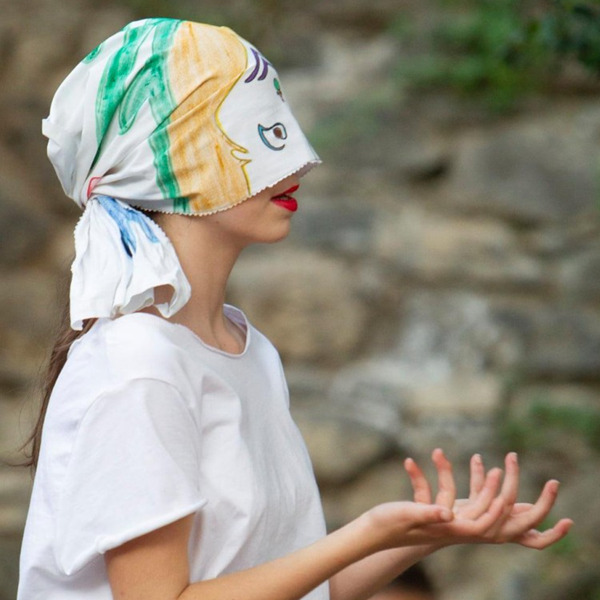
[541,1,600,73]
[399,0,549,110]
[394,0,600,111]
[499,398,600,455]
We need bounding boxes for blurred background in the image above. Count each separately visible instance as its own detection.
[1,0,600,598]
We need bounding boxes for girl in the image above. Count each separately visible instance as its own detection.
[18,18,572,600]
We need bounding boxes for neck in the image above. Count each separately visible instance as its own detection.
[151,215,246,353]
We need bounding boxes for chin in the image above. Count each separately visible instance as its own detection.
[255,222,292,245]
[264,229,291,245]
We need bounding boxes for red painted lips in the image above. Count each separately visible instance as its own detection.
[270,184,299,212]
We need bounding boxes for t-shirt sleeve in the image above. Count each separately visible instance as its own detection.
[55,378,206,576]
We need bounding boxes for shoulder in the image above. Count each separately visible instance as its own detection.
[102,312,185,351]
[225,304,279,359]
[77,313,198,389]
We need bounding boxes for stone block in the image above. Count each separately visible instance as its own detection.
[320,457,414,527]
[294,416,394,485]
[445,106,600,224]
[0,194,51,269]
[328,355,502,480]
[391,291,513,373]
[0,535,20,600]
[374,205,546,288]
[228,249,371,365]
[492,301,600,380]
[0,393,36,462]
[558,246,600,301]
[0,270,61,341]
[286,196,375,255]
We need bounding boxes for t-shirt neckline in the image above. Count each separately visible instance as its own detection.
[99,305,252,359]
[168,304,251,358]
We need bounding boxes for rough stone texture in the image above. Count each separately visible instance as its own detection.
[0,536,21,600]
[0,467,31,537]
[285,196,376,255]
[389,291,512,373]
[320,458,415,528]
[2,1,600,599]
[374,205,546,288]
[0,146,52,267]
[491,301,600,379]
[228,249,372,365]
[557,244,600,301]
[0,270,62,342]
[294,416,395,485]
[445,106,600,225]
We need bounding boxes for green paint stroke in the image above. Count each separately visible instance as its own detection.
[92,18,189,209]
[83,43,103,64]
[172,196,191,213]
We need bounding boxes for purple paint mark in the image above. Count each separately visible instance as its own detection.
[258,57,270,81]
[244,48,261,83]
[245,47,271,83]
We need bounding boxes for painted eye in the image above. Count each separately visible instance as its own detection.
[258,122,288,151]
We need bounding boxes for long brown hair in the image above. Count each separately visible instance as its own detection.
[21,300,95,471]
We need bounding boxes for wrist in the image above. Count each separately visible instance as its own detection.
[344,511,388,558]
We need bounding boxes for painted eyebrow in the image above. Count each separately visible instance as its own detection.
[258,58,269,80]
[245,47,271,83]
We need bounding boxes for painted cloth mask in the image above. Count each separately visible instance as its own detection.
[43,18,321,329]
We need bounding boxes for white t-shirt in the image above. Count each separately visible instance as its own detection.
[18,306,329,600]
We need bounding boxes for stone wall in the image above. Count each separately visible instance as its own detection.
[1,1,599,599]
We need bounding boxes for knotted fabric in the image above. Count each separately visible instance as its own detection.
[43,19,320,328]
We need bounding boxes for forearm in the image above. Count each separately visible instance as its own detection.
[329,544,435,600]
[108,497,462,600]
[179,517,375,600]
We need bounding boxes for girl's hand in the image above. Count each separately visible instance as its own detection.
[361,458,506,550]
[404,449,573,549]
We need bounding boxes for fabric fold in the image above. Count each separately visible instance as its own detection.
[70,196,191,330]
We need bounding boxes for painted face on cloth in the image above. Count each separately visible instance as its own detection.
[43,18,320,215]
[216,43,313,197]
[42,19,320,328]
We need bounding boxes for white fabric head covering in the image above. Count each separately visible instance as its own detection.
[43,18,320,329]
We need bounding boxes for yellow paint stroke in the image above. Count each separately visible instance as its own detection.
[167,23,250,213]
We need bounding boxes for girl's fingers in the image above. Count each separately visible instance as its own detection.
[460,467,503,520]
[469,454,486,500]
[485,453,518,536]
[499,453,519,507]
[406,503,454,527]
[405,451,570,550]
[432,449,456,509]
[510,503,534,515]
[506,480,561,534]
[404,458,432,504]
[489,479,561,543]
[515,518,573,550]
[450,495,506,538]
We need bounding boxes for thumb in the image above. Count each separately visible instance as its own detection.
[407,503,454,527]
